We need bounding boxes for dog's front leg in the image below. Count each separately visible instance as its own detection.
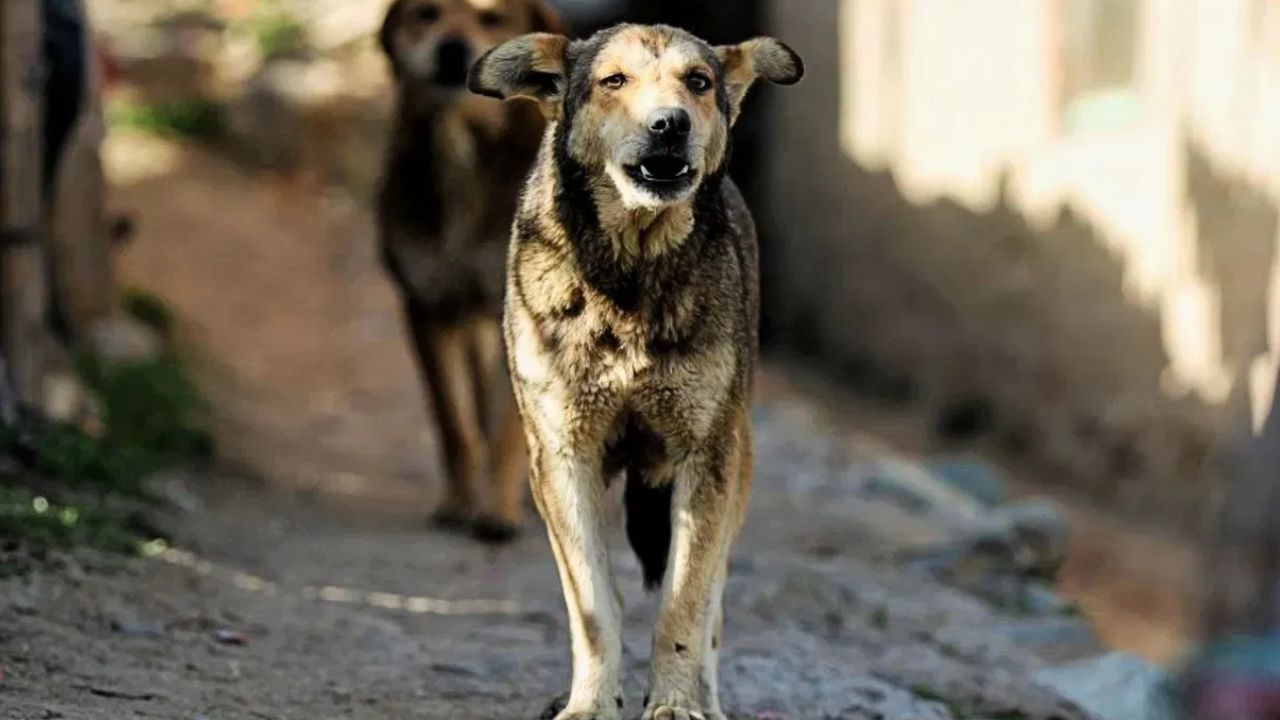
[644,442,745,720]
[532,449,625,720]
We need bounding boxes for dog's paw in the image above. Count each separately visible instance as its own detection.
[473,514,521,544]
[540,691,623,720]
[430,507,473,533]
[540,692,569,720]
[642,707,706,720]
[642,695,711,720]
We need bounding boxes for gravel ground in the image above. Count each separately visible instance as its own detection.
[0,411,1097,720]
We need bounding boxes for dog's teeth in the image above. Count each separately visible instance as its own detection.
[677,164,690,176]
[641,165,655,180]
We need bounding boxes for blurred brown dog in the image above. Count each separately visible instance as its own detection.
[377,0,565,543]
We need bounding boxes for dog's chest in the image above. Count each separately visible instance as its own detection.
[380,111,535,246]
[523,292,677,389]
[510,243,739,448]
[515,242,710,370]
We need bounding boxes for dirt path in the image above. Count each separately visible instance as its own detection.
[1,136,1100,720]
[0,436,1094,720]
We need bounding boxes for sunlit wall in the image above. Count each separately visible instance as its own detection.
[790,0,1280,429]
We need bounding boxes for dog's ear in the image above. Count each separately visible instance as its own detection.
[715,37,804,124]
[379,0,406,77]
[468,33,569,117]
[527,0,568,35]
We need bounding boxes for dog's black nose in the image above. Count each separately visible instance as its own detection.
[647,108,691,139]
[435,36,471,86]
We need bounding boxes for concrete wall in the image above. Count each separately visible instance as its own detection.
[761,0,1280,524]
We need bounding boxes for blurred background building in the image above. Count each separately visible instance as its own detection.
[760,0,1280,531]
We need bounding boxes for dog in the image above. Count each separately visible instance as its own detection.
[470,23,803,720]
[376,0,565,542]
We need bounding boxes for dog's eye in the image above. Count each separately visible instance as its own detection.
[477,10,505,28]
[600,73,627,90]
[414,3,441,22]
[686,72,713,94]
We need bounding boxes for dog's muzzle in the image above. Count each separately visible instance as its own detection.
[434,36,472,87]
[624,107,696,194]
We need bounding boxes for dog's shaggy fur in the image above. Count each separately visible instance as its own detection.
[470,23,802,720]
[376,0,564,542]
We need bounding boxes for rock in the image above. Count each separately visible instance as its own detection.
[901,500,1072,611]
[430,661,480,677]
[993,499,1071,580]
[914,499,1069,580]
[996,617,1101,663]
[746,569,858,633]
[859,457,985,522]
[89,316,164,364]
[42,371,89,423]
[1022,582,1073,614]
[211,628,250,646]
[1033,652,1176,720]
[828,678,955,719]
[144,473,204,514]
[874,645,1097,719]
[926,457,1008,507]
[902,530,1016,583]
[110,618,166,639]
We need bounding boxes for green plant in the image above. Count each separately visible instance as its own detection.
[0,408,184,557]
[122,287,177,339]
[77,351,213,465]
[246,5,310,60]
[0,288,206,559]
[108,100,226,139]
[0,486,149,556]
[19,421,155,496]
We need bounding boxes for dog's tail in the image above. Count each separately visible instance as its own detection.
[624,471,672,590]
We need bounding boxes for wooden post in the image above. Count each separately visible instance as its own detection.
[0,0,48,407]
[48,0,115,341]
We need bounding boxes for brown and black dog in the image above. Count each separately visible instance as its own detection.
[377,0,565,542]
[471,23,802,720]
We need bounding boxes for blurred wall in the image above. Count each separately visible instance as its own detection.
[762,0,1280,523]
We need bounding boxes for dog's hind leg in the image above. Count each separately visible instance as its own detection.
[644,420,750,720]
[529,442,624,720]
[407,307,489,528]
[479,383,528,542]
[467,315,503,434]
[466,316,527,542]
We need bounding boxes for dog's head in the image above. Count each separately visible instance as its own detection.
[380,0,565,91]
[469,24,803,208]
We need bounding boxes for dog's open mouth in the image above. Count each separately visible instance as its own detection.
[626,155,695,191]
